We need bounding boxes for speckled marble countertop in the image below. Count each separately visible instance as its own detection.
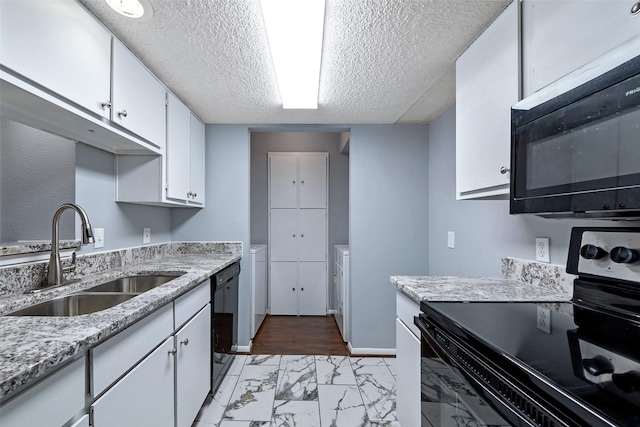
[391,275,572,304]
[0,252,239,400]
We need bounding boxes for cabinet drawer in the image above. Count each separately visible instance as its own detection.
[396,291,420,338]
[0,357,85,427]
[174,280,210,328]
[91,303,173,396]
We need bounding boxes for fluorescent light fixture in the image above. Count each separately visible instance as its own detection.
[105,0,152,20]
[261,0,326,109]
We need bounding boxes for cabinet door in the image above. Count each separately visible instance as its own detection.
[396,318,421,427]
[0,0,111,118]
[298,209,326,262]
[112,39,167,149]
[455,1,519,199]
[522,1,640,96]
[270,209,298,261]
[299,262,327,315]
[270,155,298,208]
[190,113,206,205]
[92,337,174,427]
[176,305,211,427]
[166,92,191,201]
[270,262,298,315]
[299,155,327,208]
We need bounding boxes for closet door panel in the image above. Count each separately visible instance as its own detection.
[299,262,327,315]
[299,155,327,208]
[270,262,298,315]
[270,155,298,208]
[269,209,298,261]
[298,209,326,262]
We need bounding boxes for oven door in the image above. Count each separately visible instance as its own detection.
[415,315,534,427]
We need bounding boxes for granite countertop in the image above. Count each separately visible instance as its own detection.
[391,275,572,304]
[0,252,240,400]
[0,240,80,257]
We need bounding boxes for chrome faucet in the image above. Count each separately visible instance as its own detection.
[47,203,95,287]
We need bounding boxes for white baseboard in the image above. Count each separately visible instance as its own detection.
[236,341,253,353]
[326,309,337,315]
[348,343,396,356]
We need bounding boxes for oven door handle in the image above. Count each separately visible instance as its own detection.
[414,314,431,335]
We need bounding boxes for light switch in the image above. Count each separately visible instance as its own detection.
[143,227,151,244]
[447,231,455,249]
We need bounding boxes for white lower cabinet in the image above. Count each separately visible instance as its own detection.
[271,262,326,315]
[395,292,421,427]
[175,305,212,427]
[0,357,85,427]
[92,337,175,427]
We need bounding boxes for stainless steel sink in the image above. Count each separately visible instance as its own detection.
[6,293,136,317]
[83,274,181,293]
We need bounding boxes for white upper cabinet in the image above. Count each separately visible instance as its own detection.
[455,1,519,200]
[166,92,192,201]
[522,0,640,97]
[112,39,167,150]
[269,153,327,208]
[299,155,328,208]
[0,0,111,119]
[270,155,299,208]
[189,113,206,205]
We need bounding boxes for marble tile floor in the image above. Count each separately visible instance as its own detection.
[193,354,399,427]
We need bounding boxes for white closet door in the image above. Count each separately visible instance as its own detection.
[270,262,298,315]
[270,209,298,261]
[299,155,327,208]
[299,262,327,315]
[298,209,326,262]
[270,155,298,208]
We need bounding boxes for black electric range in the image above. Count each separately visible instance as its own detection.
[415,227,640,427]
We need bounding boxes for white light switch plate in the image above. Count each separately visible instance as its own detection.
[143,227,151,244]
[447,231,455,249]
[94,228,104,249]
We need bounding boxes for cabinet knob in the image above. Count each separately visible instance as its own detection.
[301,234,304,238]
[180,338,189,346]
[193,192,197,198]
[168,348,177,355]
[500,166,510,174]
[301,180,305,184]
[631,2,640,15]
[292,180,296,184]
[292,288,295,291]
[293,234,296,238]
[118,109,128,118]
[101,100,112,108]
[187,191,193,197]
[301,287,304,291]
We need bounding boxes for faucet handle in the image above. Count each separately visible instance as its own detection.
[62,252,77,274]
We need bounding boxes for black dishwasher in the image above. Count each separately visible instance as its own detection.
[211,262,239,393]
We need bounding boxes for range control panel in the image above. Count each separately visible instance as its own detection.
[570,228,640,283]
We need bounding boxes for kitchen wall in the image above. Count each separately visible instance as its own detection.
[0,118,75,242]
[349,125,429,352]
[171,125,251,347]
[75,143,172,254]
[427,106,639,275]
[250,131,349,311]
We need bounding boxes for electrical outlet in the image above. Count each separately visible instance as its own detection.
[447,231,455,249]
[536,305,551,333]
[94,228,104,249]
[536,237,550,263]
[143,227,151,244]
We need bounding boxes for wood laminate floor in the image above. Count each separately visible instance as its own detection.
[250,315,349,355]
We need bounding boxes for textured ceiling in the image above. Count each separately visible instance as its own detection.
[78,0,511,125]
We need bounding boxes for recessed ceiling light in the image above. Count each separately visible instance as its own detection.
[261,0,326,109]
[105,0,153,20]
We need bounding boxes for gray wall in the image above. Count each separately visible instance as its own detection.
[171,125,252,347]
[349,125,429,351]
[250,131,350,310]
[0,118,75,241]
[75,143,172,254]
[427,106,637,275]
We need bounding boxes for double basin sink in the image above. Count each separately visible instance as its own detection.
[7,275,182,317]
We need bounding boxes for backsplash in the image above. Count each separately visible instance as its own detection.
[0,241,242,296]
[502,257,575,295]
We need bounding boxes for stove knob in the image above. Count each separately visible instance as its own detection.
[609,246,640,264]
[580,244,607,260]
[582,356,614,376]
[612,372,640,393]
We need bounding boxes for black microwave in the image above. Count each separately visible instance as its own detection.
[510,54,640,219]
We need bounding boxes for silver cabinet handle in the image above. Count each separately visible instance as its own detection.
[631,2,640,15]
[500,166,510,174]
[101,100,112,108]
[180,338,189,346]
[193,192,197,198]
[168,348,177,355]
[187,191,193,197]
[118,109,128,118]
